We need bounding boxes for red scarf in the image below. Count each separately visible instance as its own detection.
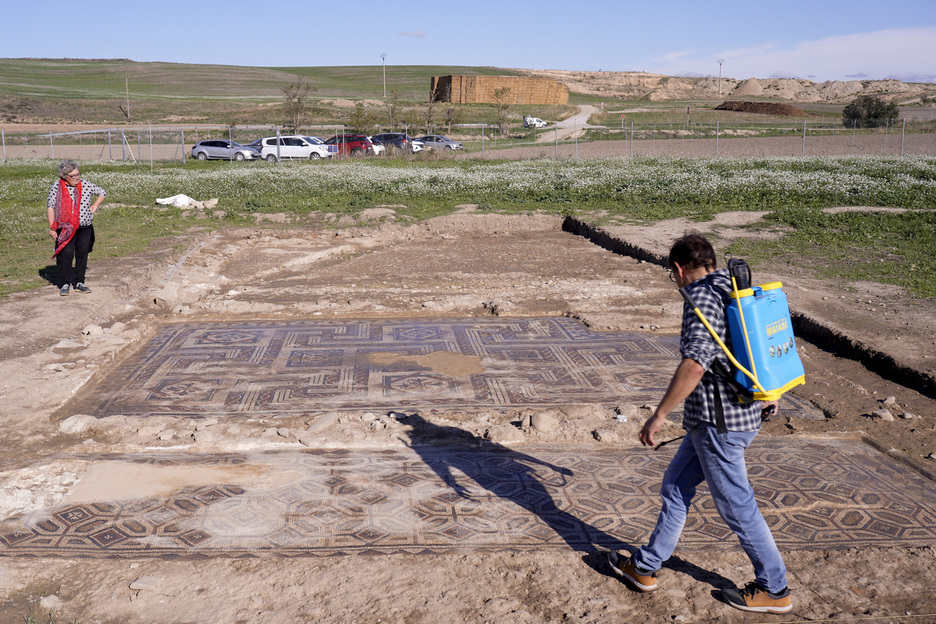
[52,178,81,258]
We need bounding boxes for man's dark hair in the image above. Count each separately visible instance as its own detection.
[668,232,716,271]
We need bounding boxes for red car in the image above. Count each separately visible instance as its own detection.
[323,135,374,157]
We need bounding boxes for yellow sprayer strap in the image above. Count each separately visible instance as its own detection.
[680,286,767,395]
[731,276,759,383]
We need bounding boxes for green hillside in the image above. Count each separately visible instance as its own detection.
[0,58,538,125]
[0,58,522,101]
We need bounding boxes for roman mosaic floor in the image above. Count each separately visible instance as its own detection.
[2,441,934,559]
[5,318,934,559]
[69,317,819,418]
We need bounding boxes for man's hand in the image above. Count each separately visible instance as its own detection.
[761,401,778,421]
[638,412,668,447]
[639,358,704,447]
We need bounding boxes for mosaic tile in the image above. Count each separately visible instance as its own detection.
[71,318,818,419]
[2,439,934,559]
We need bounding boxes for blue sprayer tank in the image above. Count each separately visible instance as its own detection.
[726,281,805,401]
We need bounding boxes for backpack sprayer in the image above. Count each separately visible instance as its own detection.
[679,256,805,403]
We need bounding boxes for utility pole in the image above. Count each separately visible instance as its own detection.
[381,53,387,98]
[717,59,725,98]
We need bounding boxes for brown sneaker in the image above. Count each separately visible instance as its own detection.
[606,551,658,592]
[722,582,792,614]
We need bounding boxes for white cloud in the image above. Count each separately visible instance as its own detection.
[649,27,936,82]
[399,30,427,38]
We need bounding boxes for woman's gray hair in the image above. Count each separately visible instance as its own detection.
[57,160,79,179]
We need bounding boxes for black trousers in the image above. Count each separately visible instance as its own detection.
[56,225,94,287]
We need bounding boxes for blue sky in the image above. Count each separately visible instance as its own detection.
[2,0,934,82]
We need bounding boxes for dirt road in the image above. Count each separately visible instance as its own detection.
[534,105,600,143]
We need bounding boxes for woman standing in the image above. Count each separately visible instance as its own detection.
[47,160,107,296]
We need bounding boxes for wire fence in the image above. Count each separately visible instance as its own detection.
[2,119,934,163]
[582,118,936,157]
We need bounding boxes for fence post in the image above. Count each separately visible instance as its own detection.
[900,118,905,156]
[716,121,719,157]
[121,130,126,160]
[181,130,186,164]
[802,120,806,157]
[149,124,153,173]
[49,131,54,160]
[1,129,5,160]
[630,122,634,157]
[554,124,557,159]
[107,130,113,160]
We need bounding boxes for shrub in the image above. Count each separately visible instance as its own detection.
[842,95,899,129]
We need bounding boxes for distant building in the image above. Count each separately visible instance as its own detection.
[430,75,569,105]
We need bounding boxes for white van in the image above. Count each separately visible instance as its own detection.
[260,136,332,162]
[523,116,547,129]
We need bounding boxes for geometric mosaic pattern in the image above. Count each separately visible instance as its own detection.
[3,438,934,559]
[70,317,819,419]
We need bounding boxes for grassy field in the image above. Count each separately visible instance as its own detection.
[0,59,544,126]
[0,60,523,101]
[2,156,934,298]
[4,61,934,300]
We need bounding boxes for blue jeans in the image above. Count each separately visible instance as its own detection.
[635,423,788,593]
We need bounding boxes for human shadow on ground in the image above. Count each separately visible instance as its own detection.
[401,413,734,590]
[401,413,630,553]
[38,266,61,287]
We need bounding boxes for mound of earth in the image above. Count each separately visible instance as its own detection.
[715,100,808,116]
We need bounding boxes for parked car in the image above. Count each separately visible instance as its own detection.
[323,135,375,157]
[366,137,386,156]
[259,136,331,162]
[522,116,548,129]
[191,140,260,161]
[416,135,463,151]
[370,132,424,154]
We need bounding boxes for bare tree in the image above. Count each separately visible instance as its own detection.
[384,92,403,129]
[402,105,421,132]
[492,87,516,135]
[283,77,316,134]
[423,98,438,134]
[444,105,463,134]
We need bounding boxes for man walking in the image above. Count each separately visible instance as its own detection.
[607,233,791,614]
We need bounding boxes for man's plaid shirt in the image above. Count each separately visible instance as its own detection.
[679,268,763,432]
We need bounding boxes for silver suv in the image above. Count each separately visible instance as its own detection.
[259,136,332,162]
[191,140,260,161]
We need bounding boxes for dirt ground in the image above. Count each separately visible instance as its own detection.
[1,204,936,623]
